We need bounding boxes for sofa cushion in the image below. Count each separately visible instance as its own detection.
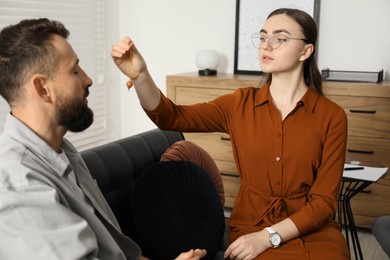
[160,140,225,206]
[130,160,225,260]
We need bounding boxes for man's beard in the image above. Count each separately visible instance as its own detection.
[56,96,94,133]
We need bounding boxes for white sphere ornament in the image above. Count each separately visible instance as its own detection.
[195,50,219,76]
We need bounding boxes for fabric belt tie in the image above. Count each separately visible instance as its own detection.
[241,180,306,225]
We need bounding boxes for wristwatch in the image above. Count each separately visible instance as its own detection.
[265,227,281,248]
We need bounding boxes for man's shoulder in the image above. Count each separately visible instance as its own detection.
[0,133,47,188]
[0,132,27,162]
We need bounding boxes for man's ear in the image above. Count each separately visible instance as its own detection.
[299,44,314,62]
[31,74,51,102]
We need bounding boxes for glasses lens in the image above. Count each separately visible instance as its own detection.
[251,34,288,49]
[268,35,282,49]
[251,33,261,49]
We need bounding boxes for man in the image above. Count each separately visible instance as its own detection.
[0,18,206,260]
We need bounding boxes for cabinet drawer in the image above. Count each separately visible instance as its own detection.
[175,86,234,104]
[184,131,238,175]
[346,136,390,166]
[328,95,390,138]
[222,174,240,208]
[215,160,238,177]
[348,174,390,228]
[183,132,235,164]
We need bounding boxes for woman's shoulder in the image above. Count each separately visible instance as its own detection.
[227,86,265,103]
[215,86,262,101]
[317,93,343,110]
[233,85,262,93]
[231,86,265,97]
[315,93,347,120]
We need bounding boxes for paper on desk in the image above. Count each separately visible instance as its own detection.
[343,163,388,182]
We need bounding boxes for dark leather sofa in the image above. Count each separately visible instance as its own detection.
[80,128,227,259]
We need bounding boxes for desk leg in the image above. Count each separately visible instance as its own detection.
[345,197,363,259]
[338,180,371,260]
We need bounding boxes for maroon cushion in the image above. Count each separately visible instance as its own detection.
[160,140,225,206]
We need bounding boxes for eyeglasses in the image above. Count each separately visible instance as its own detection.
[251,33,308,49]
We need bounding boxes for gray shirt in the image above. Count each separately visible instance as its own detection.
[0,113,141,260]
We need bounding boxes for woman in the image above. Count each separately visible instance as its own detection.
[112,8,350,260]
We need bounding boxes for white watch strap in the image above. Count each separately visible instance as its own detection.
[265,227,276,234]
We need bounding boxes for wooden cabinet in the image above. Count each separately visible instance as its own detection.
[166,72,390,228]
[323,80,390,228]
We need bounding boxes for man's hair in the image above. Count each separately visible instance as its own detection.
[0,18,69,104]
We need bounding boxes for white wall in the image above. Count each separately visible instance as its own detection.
[106,0,390,140]
[116,0,236,138]
[317,0,390,75]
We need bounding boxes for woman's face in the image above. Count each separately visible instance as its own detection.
[258,14,311,74]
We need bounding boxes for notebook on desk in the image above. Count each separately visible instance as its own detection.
[343,163,388,182]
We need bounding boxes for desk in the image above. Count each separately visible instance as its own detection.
[338,164,388,260]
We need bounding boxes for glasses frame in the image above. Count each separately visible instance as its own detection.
[251,33,308,49]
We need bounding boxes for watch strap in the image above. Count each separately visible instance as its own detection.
[265,227,276,234]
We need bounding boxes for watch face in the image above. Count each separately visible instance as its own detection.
[270,233,281,246]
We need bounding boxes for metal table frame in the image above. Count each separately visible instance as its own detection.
[337,179,372,260]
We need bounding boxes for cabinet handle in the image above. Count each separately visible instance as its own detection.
[221,172,239,178]
[347,148,374,154]
[349,109,376,114]
[221,136,231,141]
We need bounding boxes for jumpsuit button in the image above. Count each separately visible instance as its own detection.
[275,156,281,161]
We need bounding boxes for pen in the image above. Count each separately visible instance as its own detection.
[344,167,364,171]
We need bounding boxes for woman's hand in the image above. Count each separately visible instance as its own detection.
[111,36,147,80]
[175,249,207,260]
[224,231,269,260]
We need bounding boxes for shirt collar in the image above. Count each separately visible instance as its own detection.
[300,86,321,113]
[3,113,76,177]
[254,82,270,107]
[254,82,321,112]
